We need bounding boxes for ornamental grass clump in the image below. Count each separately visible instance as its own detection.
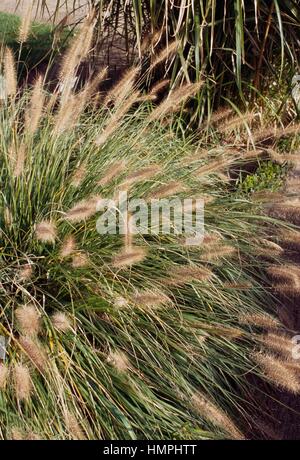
[0,24,297,440]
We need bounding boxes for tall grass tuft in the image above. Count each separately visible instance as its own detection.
[0,29,298,440]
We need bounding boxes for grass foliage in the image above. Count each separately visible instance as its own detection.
[0,10,299,441]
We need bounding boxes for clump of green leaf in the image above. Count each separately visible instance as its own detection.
[0,20,299,440]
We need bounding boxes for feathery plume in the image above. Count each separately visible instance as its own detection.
[25,76,45,135]
[64,411,86,440]
[18,3,32,43]
[59,13,95,83]
[4,207,13,226]
[95,91,140,147]
[259,332,294,357]
[218,112,255,133]
[65,197,98,223]
[60,235,76,258]
[280,229,300,249]
[133,291,171,309]
[112,247,147,269]
[10,427,25,440]
[107,350,130,373]
[239,313,280,329]
[148,82,202,122]
[15,304,41,337]
[71,163,86,187]
[0,364,8,390]
[122,164,161,186]
[72,252,89,268]
[13,143,26,177]
[200,107,233,130]
[52,312,72,333]
[194,158,231,177]
[150,41,179,69]
[13,363,32,401]
[18,264,33,282]
[254,239,283,257]
[35,220,57,243]
[267,264,300,294]
[201,245,236,262]
[166,265,213,286]
[104,66,140,106]
[148,181,184,199]
[253,124,300,143]
[19,336,48,372]
[4,47,17,97]
[191,392,244,440]
[98,160,126,186]
[150,79,170,96]
[253,353,300,393]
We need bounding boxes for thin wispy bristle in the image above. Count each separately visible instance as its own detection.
[95,91,140,147]
[15,304,41,337]
[35,220,57,243]
[14,363,32,401]
[191,392,244,440]
[253,353,300,393]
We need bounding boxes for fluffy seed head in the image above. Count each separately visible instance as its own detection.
[191,392,244,440]
[18,4,32,43]
[253,352,300,393]
[72,252,89,268]
[35,220,57,243]
[52,312,72,333]
[25,75,45,135]
[259,333,294,357]
[148,181,184,199]
[133,291,171,309]
[0,364,8,390]
[166,265,213,286]
[15,304,41,337]
[4,47,17,97]
[239,313,280,329]
[65,198,98,223]
[18,264,33,282]
[107,350,130,373]
[98,160,126,186]
[64,411,86,440]
[19,336,48,372]
[112,247,147,269]
[13,363,32,401]
[60,235,76,258]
